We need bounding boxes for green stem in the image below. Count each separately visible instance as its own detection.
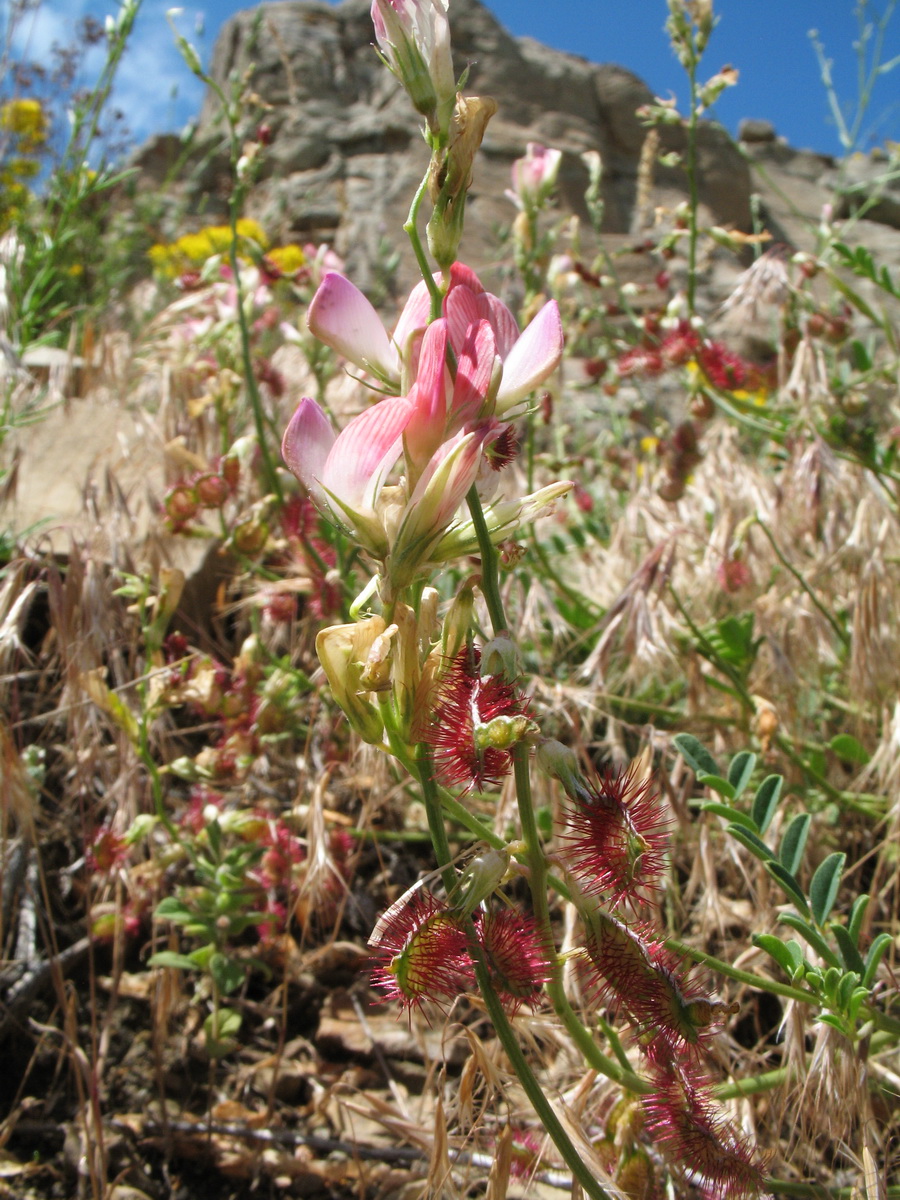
[470,953,615,1200]
[667,938,817,1005]
[685,50,701,316]
[403,170,443,321]
[413,744,457,897]
[465,485,506,632]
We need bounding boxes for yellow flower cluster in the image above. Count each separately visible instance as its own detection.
[0,98,48,151]
[265,243,307,275]
[148,218,271,278]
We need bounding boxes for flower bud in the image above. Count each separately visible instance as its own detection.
[316,617,387,744]
[427,94,497,268]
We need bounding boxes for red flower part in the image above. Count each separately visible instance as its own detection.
[697,341,748,391]
[616,346,665,378]
[194,472,230,509]
[717,556,751,593]
[660,321,700,366]
[583,910,727,1052]
[475,909,552,1013]
[424,646,530,790]
[86,826,128,874]
[641,1056,764,1198]
[558,767,670,909]
[369,890,474,1014]
[483,423,519,472]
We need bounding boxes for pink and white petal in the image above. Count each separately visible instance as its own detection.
[496,299,564,408]
[307,272,400,378]
[281,398,336,504]
[405,319,450,470]
[391,278,434,364]
[444,284,481,355]
[477,292,520,358]
[452,318,496,426]
[322,395,413,511]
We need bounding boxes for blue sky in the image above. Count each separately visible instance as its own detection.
[10,0,900,158]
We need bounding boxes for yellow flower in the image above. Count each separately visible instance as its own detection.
[266,243,306,274]
[0,98,47,145]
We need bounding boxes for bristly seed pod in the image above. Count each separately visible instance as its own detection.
[583,909,731,1053]
[369,888,473,1015]
[558,767,670,910]
[424,645,531,790]
[641,1055,764,1198]
[475,908,552,1013]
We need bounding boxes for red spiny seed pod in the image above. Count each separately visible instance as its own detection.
[583,910,727,1053]
[369,890,474,1014]
[475,909,551,1012]
[558,767,670,909]
[424,646,531,791]
[641,1057,764,1198]
[696,341,748,391]
[616,346,666,378]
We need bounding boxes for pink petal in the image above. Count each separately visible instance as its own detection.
[307,272,400,378]
[496,299,564,408]
[477,293,519,359]
[452,318,496,426]
[404,319,450,470]
[444,284,481,356]
[392,278,434,365]
[323,395,413,511]
[447,262,485,295]
[281,398,336,503]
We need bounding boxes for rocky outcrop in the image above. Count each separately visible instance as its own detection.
[134,0,754,294]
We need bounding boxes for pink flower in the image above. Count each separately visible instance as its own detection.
[307,265,563,413]
[371,0,456,136]
[506,142,563,211]
[281,394,413,556]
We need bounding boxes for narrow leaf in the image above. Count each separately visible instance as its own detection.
[751,774,783,835]
[700,801,758,831]
[779,813,811,875]
[148,951,197,971]
[778,913,840,968]
[698,773,735,799]
[753,933,803,977]
[863,932,892,988]
[727,823,773,864]
[848,894,869,946]
[765,861,810,915]
[673,733,719,778]
[830,923,865,975]
[727,750,757,799]
[810,852,845,927]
